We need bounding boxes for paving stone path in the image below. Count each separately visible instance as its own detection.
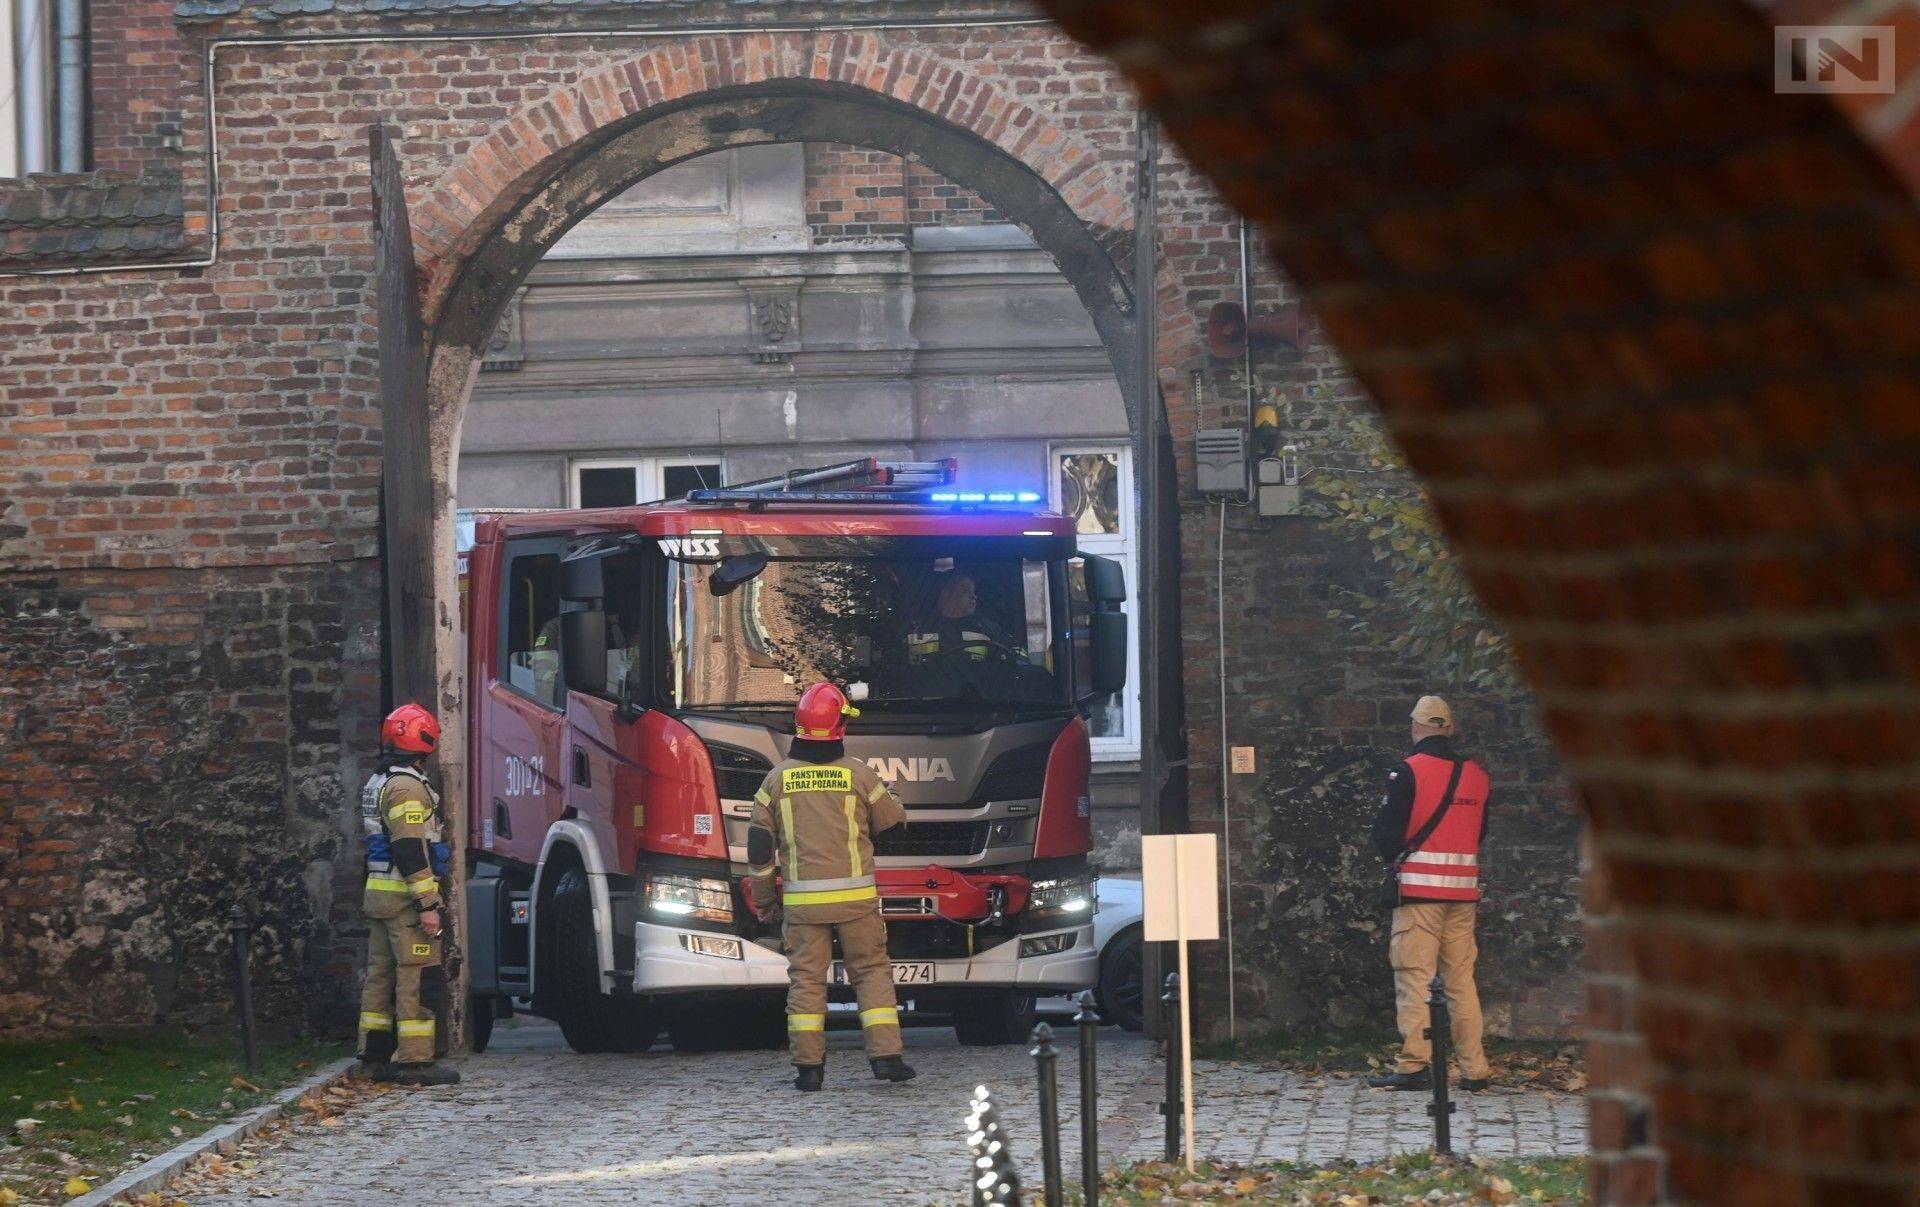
[179,1021,1584,1205]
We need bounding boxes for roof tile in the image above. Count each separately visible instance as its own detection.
[0,172,191,266]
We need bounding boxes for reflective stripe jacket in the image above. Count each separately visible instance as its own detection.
[1395,752,1490,903]
[360,764,445,917]
[748,756,905,923]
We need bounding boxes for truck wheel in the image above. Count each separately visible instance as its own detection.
[953,991,1038,1046]
[1097,925,1145,1032]
[550,868,630,1054]
[469,995,496,1054]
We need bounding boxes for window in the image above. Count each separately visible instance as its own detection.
[3,1,86,178]
[503,549,564,708]
[572,457,723,508]
[1052,446,1139,758]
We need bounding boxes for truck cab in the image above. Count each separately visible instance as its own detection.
[461,461,1128,1052]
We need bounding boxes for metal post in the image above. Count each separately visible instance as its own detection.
[226,904,258,1074]
[1031,1024,1063,1207]
[1132,106,1167,1041]
[16,0,53,174]
[1160,972,1183,1164]
[967,1085,1024,1206]
[1426,973,1455,1155]
[1074,991,1099,1207]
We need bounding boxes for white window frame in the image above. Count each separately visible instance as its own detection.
[569,455,724,508]
[1050,442,1140,761]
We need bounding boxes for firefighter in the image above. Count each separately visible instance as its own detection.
[906,572,1023,666]
[1367,695,1495,1092]
[748,683,915,1091]
[355,703,460,1087]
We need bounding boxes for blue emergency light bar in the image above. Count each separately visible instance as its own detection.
[683,459,1045,509]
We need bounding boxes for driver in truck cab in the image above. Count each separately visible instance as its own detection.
[748,682,915,1091]
[906,570,1025,666]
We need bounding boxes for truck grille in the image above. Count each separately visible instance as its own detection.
[966,743,1051,806]
[874,820,989,858]
[708,744,772,800]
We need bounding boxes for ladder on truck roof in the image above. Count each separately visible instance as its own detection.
[684,458,1033,507]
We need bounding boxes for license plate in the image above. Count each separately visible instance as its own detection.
[832,961,935,986]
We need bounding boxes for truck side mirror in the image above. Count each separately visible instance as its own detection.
[561,552,606,602]
[1082,554,1126,604]
[1087,610,1128,696]
[709,551,769,597]
[560,610,607,697]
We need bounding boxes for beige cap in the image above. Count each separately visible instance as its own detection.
[1411,695,1455,732]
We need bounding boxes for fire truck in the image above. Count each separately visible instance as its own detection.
[458,460,1129,1053]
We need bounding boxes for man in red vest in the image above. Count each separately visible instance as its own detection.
[1366,695,1495,1091]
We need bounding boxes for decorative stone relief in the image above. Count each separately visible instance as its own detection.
[481,290,525,373]
[748,283,801,364]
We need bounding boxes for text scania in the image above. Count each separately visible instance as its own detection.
[865,756,956,782]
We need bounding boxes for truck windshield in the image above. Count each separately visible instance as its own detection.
[664,555,1072,717]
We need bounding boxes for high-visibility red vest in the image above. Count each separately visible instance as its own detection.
[1399,753,1490,902]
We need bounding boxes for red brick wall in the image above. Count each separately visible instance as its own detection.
[803,143,907,240]
[1041,0,1920,1200]
[803,143,1009,240]
[88,1,185,177]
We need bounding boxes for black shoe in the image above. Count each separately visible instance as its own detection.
[390,1063,460,1087]
[351,1059,391,1082]
[1366,1069,1430,1091]
[795,1065,825,1092]
[870,1056,917,1083]
[1460,1076,1493,1092]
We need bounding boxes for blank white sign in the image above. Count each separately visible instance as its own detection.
[1141,832,1220,942]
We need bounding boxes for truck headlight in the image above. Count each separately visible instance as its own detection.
[1027,874,1096,922]
[645,872,734,923]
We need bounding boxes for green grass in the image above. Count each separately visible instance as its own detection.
[1087,1153,1587,1204]
[0,1034,347,1200]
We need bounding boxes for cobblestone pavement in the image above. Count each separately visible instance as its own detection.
[181,1021,1584,1206]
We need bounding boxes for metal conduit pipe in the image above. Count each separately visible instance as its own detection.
[54,0,84,172]
[15,0,51,176]
[0,0,19,177]
[0,13,1055,278]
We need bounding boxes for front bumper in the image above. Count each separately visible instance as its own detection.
[631,918,1097,995]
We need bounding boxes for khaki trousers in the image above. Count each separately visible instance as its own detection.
[783,908,902,1066]
[1389,902,1492,1079]
[358,906,442,1065]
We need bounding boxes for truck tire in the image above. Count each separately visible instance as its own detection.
[469,994,496,1054]
[550,868,633,1054]
[953,991,1038,1046]
[1096,925,1145,1032]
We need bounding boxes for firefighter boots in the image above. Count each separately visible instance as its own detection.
[870,1055,917,1083]
[389,1063,461,1087]
[1366,1068,1431,1091]
[794,1064,825,1092]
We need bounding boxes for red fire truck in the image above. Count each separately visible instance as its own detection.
[459,460,1128,1053]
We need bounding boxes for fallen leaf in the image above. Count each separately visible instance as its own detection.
[232,1078,261,1094]
[169,1126,184,1137]
[0,1187,19,1206]
[1236,1177,1258,1194]
[64,1095,83,1114]
[12,1118,40,1137]
[115,1115,136,1126]
[63,1177,91,1197]
[319,1116,344,1128]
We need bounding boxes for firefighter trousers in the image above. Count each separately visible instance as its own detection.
[358,905,443,1065]
[783,908,901,1066]
[1389,902,1492,1079]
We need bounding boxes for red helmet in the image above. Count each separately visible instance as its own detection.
[794,683,858,741]
[382,703,440,754]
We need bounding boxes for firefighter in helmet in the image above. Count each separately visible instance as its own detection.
[748,683,914,1091]
[355,703,459,1086]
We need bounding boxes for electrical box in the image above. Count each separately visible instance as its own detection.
[1195,429,1246,495]
[1255,454,1302,517]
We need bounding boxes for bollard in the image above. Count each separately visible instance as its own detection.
[226,904,258,1074]
[967,1085,1024,1206]
[1160,972,1183,1164]
[1425,973,1455,1155]
[1030,1023,1064,1207]
[1074,990,1100,1207]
